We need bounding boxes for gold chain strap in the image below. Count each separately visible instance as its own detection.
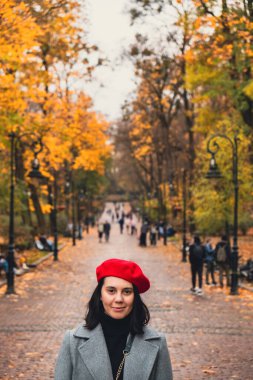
[115,334,134,380]
[115,352,129,380]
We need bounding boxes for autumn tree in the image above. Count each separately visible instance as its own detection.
[128,0,253,234]
[0,0,111,240]
[118,40,186,222]
[184,0,253,234]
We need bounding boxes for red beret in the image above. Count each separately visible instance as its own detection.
[96,258,150,294]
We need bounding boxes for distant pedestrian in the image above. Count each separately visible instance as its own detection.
[84,215,90,233]
[125,217,130,234]
[119,217,124,234]
[139,221,149,247]
[55,258,173,380]
[158,221,163,240]
[98,222,104,243]
[215,235,231,288]
[204,238,217,286]
[130,218,137,235]
[150,224,157,246]
[104,221,111,242]
[189,235,205,295]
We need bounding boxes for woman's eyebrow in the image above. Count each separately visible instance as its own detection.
[105,286,133,290]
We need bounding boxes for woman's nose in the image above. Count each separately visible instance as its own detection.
[115,292,123,302]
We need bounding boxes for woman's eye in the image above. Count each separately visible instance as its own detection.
[123,289,133,295]
[107,289,115,294]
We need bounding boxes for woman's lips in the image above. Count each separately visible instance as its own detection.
[112,307,125,312]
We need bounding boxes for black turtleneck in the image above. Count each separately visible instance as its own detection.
[100,312,131,380]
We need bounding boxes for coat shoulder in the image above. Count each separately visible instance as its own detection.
[143,325,165,341]
[71,323,100,340]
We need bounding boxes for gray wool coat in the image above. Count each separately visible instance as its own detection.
[54,323,173,380]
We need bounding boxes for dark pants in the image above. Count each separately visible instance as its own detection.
[140,232,147,246]
[218,262,230,287]
[191,263,203,289]
[98,232,103,242]
[206,261,216,284]
[150,233,157,246]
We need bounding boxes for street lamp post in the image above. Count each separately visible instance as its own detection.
[77,190,84,240]
[182,169,187,262]
[52,169,58,261]
[6,132,45,294]
[70,170,76,246]
[206,133,239,295]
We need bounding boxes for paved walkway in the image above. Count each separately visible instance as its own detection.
[0,225,253,379]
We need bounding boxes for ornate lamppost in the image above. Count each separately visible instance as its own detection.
[52,169,58,261]
[70,170,76,246]
[206,133,239,295]
[77,189,84,240]
[182,169,187,262]
[6,132,46,294]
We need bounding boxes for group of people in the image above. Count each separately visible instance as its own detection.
[189,235,231,295]
[0,253,30,279]
[139,221,176,247]
[117,214,137,236]
[97,220,111,243]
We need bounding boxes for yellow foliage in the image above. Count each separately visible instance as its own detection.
[0,0,111,220]
[243,81,253,100]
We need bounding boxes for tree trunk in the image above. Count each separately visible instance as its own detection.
[15,146,32,226]
[29,183,46,232]
[48,183,54,234]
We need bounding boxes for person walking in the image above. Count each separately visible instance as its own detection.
[204,238,217,286]
[215,235,231,288]
[104,221,111,242]
[139,221,149,247]
[55,258,173,380]
[98,221,104,243]
[118,217,124,234]
[189,235,205,295]
[130,217,137,235]
[150,224,157,246]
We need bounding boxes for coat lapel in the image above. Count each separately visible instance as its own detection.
[123,328,160,380]
[74,324,113,380]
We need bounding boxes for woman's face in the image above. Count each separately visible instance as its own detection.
[100,276,134,319]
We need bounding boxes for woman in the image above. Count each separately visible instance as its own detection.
[55,258,173,380]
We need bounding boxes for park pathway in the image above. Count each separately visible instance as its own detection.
[0,222,253,379]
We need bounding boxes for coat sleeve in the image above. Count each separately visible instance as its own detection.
[54,330,73,380]
[151,335,173,380]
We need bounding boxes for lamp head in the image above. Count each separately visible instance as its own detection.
[28,158,48,184]
[205,155,223,179]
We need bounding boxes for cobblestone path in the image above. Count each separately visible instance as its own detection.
[0,224,253,379]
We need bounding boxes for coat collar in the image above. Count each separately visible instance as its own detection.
[73,324,161,380]
[73,323,160,340]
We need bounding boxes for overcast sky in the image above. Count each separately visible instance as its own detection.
[84,0,137,121]
[83,0,177,122]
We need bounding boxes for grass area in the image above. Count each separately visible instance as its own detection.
[18,238,66,266]
[25,249,51,265]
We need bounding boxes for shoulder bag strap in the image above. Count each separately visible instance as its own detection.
[115,334,135,380]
